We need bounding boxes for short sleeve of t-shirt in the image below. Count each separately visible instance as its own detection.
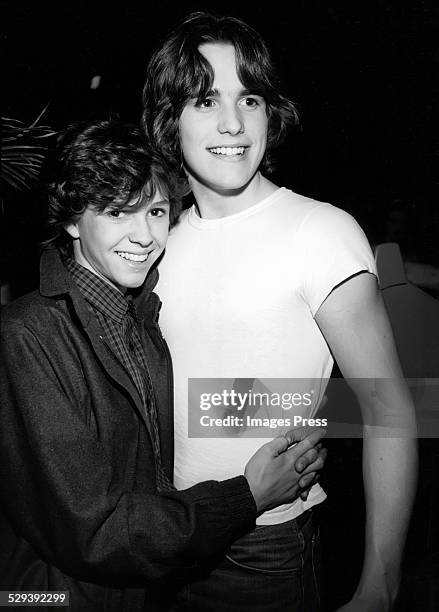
[297,203,377,316]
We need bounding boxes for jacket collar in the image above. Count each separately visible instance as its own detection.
[39,247,74,297]
[39,247,160,321]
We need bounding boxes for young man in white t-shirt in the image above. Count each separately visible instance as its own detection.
[142,12,417,611]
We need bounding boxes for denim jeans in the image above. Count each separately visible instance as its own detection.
[168,509,321,612]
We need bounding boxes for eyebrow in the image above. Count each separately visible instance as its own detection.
[121,198,169,212]
[203,87,259,98]
[144,199,170,208]
[203,88,219,97]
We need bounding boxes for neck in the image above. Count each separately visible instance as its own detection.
[190,173,278,219]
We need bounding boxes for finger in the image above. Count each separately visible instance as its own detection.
[266,434,290,456]
[284,426,316,446]
[295,447,318,473]
[300,448,328,476]
[287,428,326,457]
[300,488,311,501]
[299,472,320,489]
[298,472,315,490]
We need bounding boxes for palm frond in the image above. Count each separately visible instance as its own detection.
[1,107,57,192]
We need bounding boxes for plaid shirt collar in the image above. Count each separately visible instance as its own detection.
[65,258,133,325]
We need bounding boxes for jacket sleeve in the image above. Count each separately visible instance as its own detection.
[0,319,256,585]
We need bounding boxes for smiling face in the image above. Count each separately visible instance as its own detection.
[178,43,268,197]
[66,191,170,292]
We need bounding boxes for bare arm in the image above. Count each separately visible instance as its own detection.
[315,272,418,611]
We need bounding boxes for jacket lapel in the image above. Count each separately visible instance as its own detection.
[39,248,152,433]
[135,269,174,476]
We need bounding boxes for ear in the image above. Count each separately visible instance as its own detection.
[65,223,80,239]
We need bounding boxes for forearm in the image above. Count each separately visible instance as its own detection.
[127,477,256,581]
[315,273,420,610]
[357,432,418,606]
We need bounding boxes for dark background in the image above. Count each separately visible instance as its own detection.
[2,0,439,295]
[2,1,439,609]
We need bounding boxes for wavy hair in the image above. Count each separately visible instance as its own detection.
[45,119,181,255]
[142,12,299,175]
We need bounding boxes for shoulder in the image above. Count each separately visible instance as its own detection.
[266,187,323,216]
[2,291,46,326]
[293,200,368,247]
[271,189,367,247]
[299,200,359,230]
[1,291,70,340]
[268,189,351,229]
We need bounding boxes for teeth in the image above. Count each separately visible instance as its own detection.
[116,252,148,262]
[209,147,246,156]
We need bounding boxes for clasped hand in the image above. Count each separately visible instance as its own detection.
[244,426,327,513]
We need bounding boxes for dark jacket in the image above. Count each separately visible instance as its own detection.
[0,248,255,611]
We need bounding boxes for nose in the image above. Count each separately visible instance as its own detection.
[218,102,244,136]
[128,214,154,247]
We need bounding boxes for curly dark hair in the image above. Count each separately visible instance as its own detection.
[142,12,299,175]
[45,119,182,255]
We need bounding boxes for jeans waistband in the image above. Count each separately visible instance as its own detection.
[295,509,312,529]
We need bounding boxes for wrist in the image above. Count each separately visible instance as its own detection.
[354,573,399,611]
[244,475,265,514]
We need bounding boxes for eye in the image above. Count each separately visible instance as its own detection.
[239,96,264,108]
[197,98,216,109]
[106,209,125,218]
[149,206,169,218]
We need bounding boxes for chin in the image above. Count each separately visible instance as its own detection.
[211,176,252,192]
[114,276,145,291]
[126,279,148,289]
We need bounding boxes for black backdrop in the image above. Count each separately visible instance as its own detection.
[3,0,439,268]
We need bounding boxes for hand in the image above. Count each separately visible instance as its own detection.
[295,442,327,501]
[336,594,389,612]
[244,427,326,513]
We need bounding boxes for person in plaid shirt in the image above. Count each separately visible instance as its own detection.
[0,118,326,611]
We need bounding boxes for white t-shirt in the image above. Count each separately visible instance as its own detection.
[156,187,377,524]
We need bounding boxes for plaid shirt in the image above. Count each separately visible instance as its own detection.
[66,258,174,491]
